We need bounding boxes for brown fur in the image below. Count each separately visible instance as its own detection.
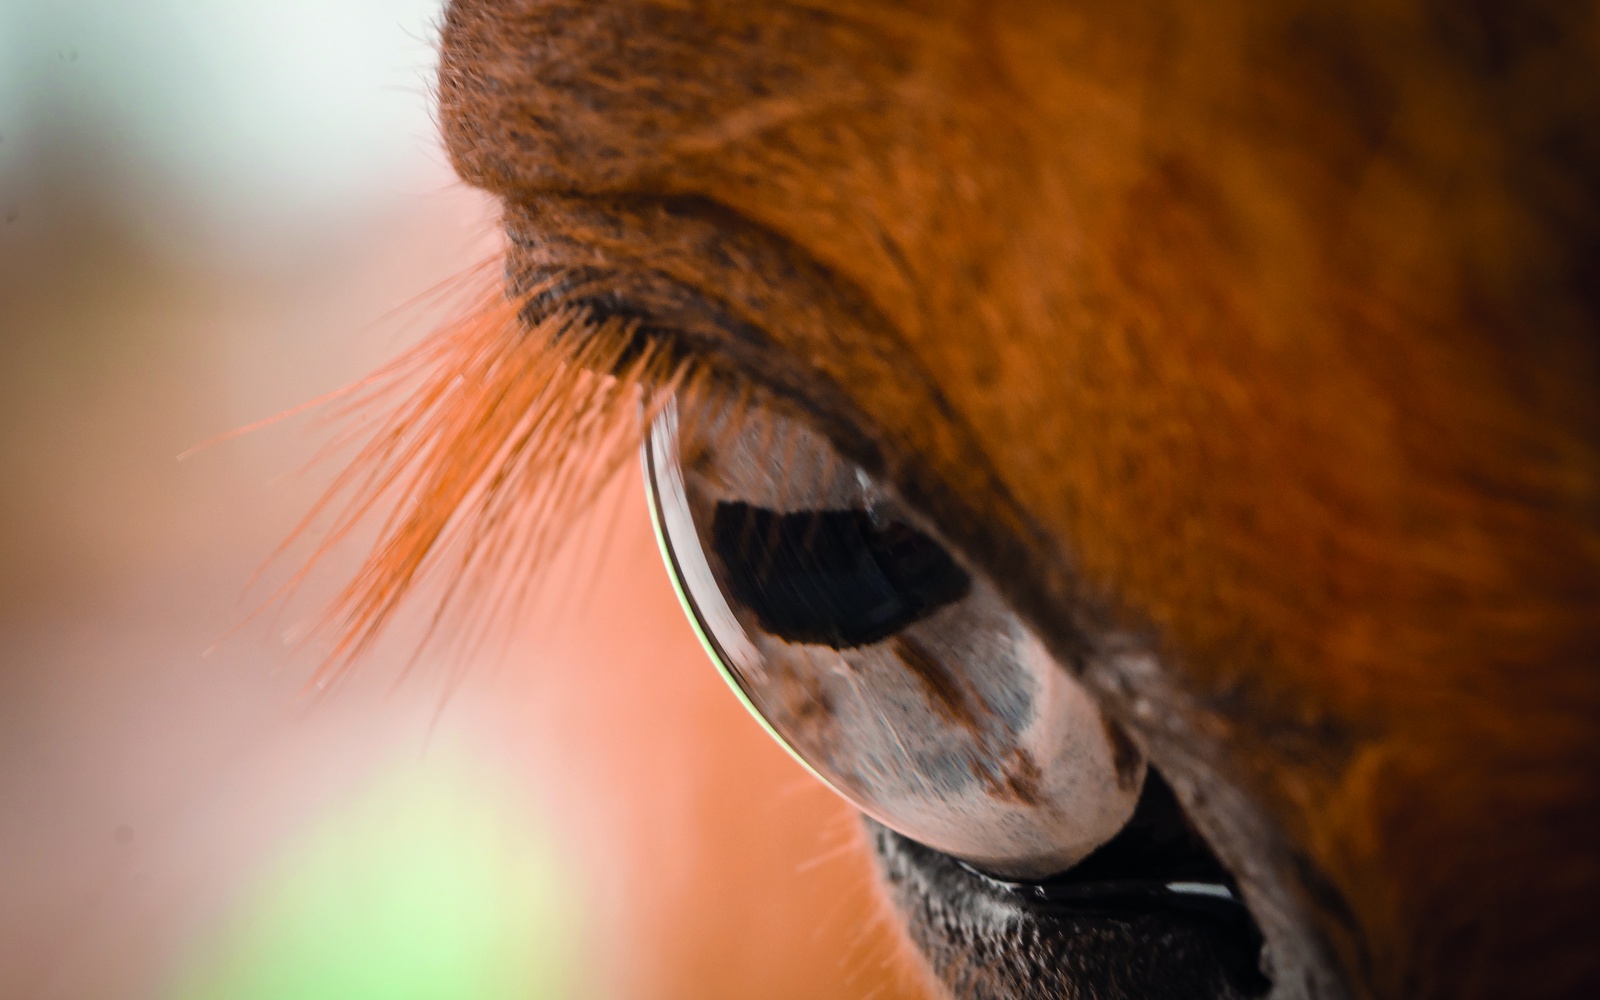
[428,2,1600,998]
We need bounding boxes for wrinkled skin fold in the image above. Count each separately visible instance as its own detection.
[432,2,1600,998]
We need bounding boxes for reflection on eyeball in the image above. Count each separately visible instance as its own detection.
[645,394,1147,880]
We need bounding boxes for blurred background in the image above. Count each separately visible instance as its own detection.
[0,3,924,998]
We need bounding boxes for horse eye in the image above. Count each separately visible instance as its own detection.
[643,394,1148,879]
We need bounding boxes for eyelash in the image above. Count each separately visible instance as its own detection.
[288,267,710,684]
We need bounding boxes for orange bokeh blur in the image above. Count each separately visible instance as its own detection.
[0,4,926,997]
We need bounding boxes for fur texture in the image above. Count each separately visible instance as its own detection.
[412,1,1600,997]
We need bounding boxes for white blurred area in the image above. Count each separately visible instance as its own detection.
[0,0,456,257]
[0,3,575,997]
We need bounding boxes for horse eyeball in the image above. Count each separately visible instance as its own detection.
[644,394,1146,879]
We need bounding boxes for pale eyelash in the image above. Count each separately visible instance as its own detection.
[281,266,712,685]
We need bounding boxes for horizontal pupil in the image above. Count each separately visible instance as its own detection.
[709,501,972,649]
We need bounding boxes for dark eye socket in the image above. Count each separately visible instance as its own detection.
[709,501,971,649]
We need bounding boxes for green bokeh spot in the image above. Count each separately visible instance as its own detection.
[170,753,581,1000]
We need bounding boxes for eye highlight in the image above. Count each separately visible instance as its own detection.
[644,392,1149,879]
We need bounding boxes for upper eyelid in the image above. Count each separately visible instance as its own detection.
[507,292,884,483]
[500,192,921,479]
[504,192,1091,679]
